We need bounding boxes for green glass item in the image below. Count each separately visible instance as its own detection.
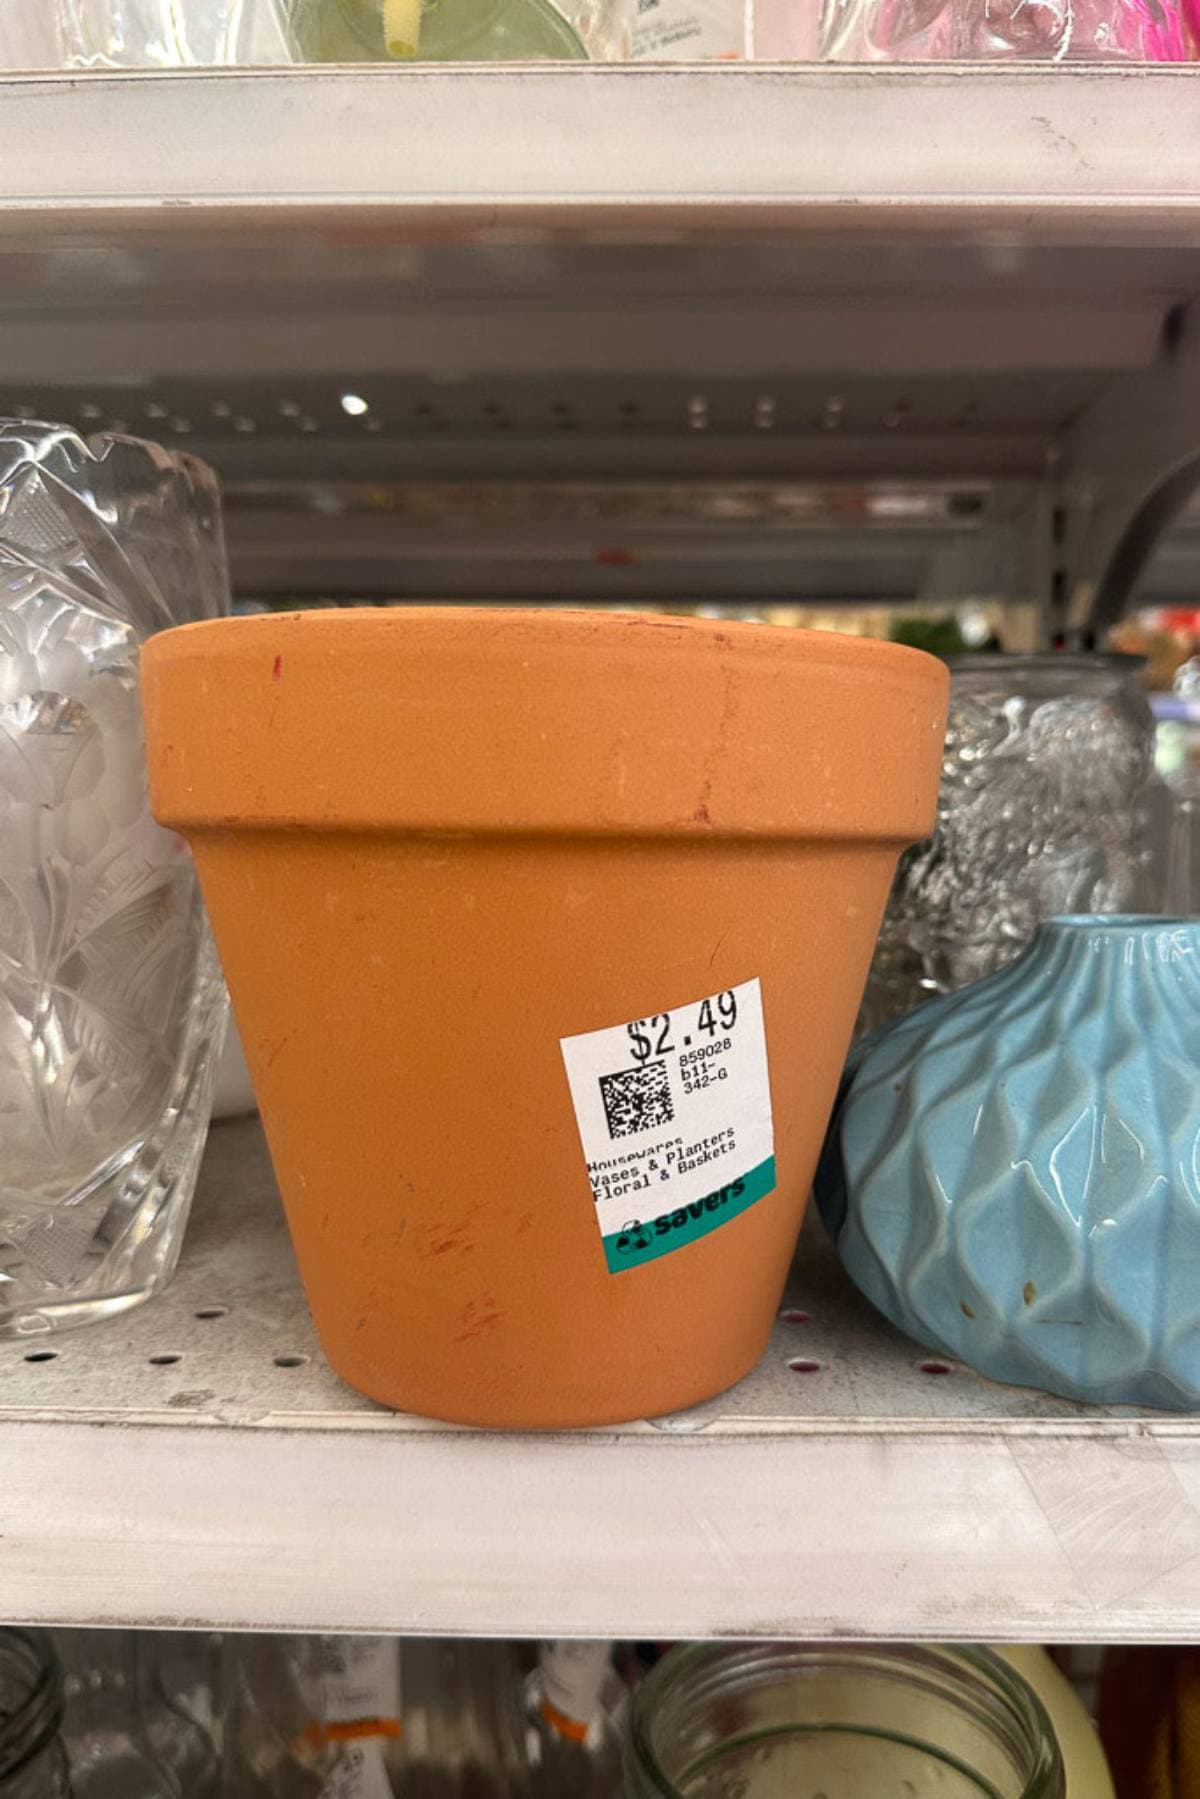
[291,0,589,60]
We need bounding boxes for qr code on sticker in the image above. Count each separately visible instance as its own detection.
[599,1060,674,1139]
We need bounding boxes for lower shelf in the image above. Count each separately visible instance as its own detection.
[3,1116,1199,1640]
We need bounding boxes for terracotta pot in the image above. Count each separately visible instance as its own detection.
[142,608,947,1428]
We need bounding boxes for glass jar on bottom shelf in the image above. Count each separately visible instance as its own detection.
[56,1630,219,1799]
[0,1632,71,1799]
[624,1643,1066,1799]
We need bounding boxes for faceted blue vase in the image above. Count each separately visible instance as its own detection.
[815,916,1200,1409]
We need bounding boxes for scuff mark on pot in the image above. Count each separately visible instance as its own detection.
[456,1298,502,1342]
[263,1029,297,1071]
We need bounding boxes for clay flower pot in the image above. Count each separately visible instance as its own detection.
[142,609,947,1428]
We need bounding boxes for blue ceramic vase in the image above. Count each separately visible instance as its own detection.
[815,915,1200,1409]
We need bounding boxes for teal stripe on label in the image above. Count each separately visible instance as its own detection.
[602,1156,777,1274]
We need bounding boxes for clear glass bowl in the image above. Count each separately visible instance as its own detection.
[0,1631,70,1799]
[290,0,630,61]
[862,652,1155,1032]
[0,423,230,1336]
[625,1643,1065,1799]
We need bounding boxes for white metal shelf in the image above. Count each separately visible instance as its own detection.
[0,66,1198,615]
[0,65,1199,223]
[3,1116,1200,1642]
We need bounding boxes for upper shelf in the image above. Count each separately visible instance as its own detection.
[4,1115,1200,1643]
[1,65,1199,617]
[3,64,1200,228]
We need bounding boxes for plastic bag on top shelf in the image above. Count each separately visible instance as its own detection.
[821,0,1196,57]
[0,0,296,67]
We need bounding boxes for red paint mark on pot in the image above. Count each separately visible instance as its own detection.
[596,546,636,566]
[272,655,283,680]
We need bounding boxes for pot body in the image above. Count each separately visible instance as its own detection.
[144,608,947,1426]
[819,915,1200,1409]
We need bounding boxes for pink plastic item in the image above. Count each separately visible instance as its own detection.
[821,0,1195,59]
[754,0,822,54]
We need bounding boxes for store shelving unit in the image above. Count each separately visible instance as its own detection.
[5,1117,1200,1643]
[2,62,1200,1647]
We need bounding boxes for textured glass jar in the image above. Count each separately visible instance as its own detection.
[1150,664,1200,911]
[0,1631,71,1799]
[290,0,630,61]
[862,652,1154,1032]
[625,1643,1065,1799]
[0,424,229,1335]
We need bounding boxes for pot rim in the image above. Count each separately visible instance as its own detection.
[143,606,950,842]
[1046,912,1193,930]
[151,604,945,678]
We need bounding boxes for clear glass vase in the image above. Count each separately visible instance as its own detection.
[0,423,230,1336]
[56,1632,219,1799]
[384,1640,532,1797]
[0,1632,71,1799]
[0,0,296,68]
[222,1637,336,1799]
[289,0,631,61]
[625,1643,1065,1799]
[861,651,1155,1032]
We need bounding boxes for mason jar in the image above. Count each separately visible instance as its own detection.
[0,423,230,1335]
[0,1631,71,1798]
[862,651,1155,1031]
[625,1643,1066,1799]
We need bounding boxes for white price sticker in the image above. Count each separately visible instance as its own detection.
[314,1640,399,1799]
[539,1641,610,1735]
[321,1639,400,1727]
[560,977,775,1273]
[632,0,747,59]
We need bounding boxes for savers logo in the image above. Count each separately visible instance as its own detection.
[614,1176,746,1257]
